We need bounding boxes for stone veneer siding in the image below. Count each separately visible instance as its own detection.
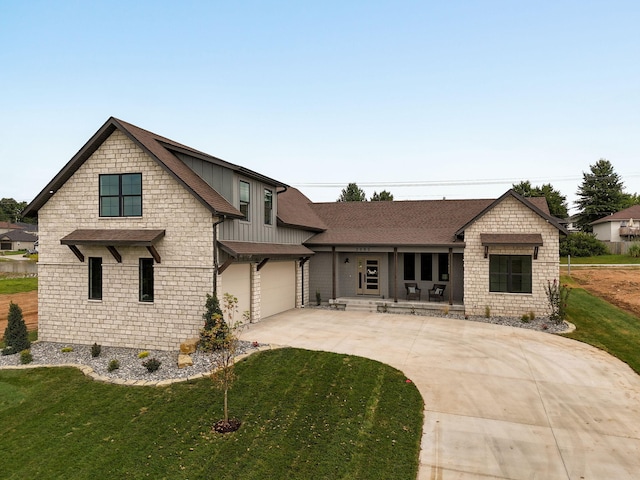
[37,130,216,351]
[463,196,560,317]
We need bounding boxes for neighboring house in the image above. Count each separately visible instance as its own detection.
[0,221,25,235]
[591,205,640,242]
[0,229,37,251]
[24,117,566,351]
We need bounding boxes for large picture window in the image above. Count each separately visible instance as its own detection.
[139,258,154,302]
[489,255,532,293]
[99,173,142,217]
[420,254,433,281]
[264,188,273,225]
[88,257,102,300]
[239,181,250,220]
[403,253,415,280]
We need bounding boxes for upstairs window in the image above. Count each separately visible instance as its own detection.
[264,188,273,225]
[88,257,102,300]
[139,258,154,302]
[489,255,532,293]
[99,173,142,217]
[239,181,250,220]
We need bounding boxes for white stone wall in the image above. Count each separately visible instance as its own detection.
[463,196,560,317]
[37,130,216,351]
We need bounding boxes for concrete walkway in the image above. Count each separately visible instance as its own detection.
[240,309,640,479]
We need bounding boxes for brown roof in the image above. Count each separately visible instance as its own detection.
[0,222,23,230]
[276,187,327,232]
[60,229,165,246]
[480,233,543,246]
[306,198,493,246]
[0,230,37,242]
[24,117,246,218]
[218,240,315,259]
[591,205,640,225]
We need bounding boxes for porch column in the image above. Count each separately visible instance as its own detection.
[393,247,398,302]
[448,247,453,305]
[332,246,337,300]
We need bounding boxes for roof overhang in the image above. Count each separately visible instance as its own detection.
[480,233,543,246]
[60,229,165,263]
[217,240,314,273]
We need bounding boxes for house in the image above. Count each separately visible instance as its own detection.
[0,229,37,251]
[591,205,640,243]
[24,117,566,351]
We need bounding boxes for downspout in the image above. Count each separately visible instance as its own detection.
[212,215,226,294]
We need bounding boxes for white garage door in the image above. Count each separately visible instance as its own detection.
[220,263,250,321]
[260,261,296,319]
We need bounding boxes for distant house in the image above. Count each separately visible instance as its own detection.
[591,205,640,243]
[0,229,37,251]
[24,117,567,351]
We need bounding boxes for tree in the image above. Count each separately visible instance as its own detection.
[370,190,394,201]
[575,159,626,231]
[337,183,366,202]
[2,302,30,355]
[512,181,569,219]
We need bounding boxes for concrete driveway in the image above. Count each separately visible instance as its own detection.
[240,308,640,479]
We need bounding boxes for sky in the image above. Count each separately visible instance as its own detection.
[1,1,639,214]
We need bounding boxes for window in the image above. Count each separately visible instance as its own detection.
[239,181,250,220]
[264,188,273,225]
[99,173,142,217]
[420,254,433,281]
[489,255,532,293]
[88,257,102,300]
[438,253,449,281]
[139,258,154,302]
[403,253,415,280]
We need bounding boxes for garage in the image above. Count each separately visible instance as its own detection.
[219,263,250,321]
[260,260,296,319]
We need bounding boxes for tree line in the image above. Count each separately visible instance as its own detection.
[0,198,35,224]
[337,159,640,232]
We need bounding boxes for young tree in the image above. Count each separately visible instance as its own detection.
[512,181,569,218]
[370,190,394,201]
[337,183,367,202]
[2,302,30,355]
[575,159,626,231]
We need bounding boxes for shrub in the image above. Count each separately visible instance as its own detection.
[202,293,223,330]
[628,242,640,258]
[528,311,536,321]
[61,346,74,353]
[521,313,530,323]
[3,302,30,355]
[142,358,161,372]
[560,232,608,257]
[315,290,321,306]
[107,359,120,372]
[20,349,33,364]
[91,343,101,358]
[545,279,571,323]
[137,351,149,359]
[484,306,491,318]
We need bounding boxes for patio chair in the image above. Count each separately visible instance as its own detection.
[405,282,421,301]
[428,284,446,302]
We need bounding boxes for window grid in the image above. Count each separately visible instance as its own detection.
[264,189,273,225]
[99,173,142,217]
[489,255,532,293]
[239,181,250,220]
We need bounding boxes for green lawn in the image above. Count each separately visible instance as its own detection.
[0,277,38,294]
[560,254,640,264]
[561,275,640,375]
[0,348,424,479]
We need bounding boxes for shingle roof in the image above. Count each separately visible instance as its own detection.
[24,117,246,218]
[0,222,23,230]
[218,240,315,259]
[276,187,327,232]
[60,229,166,246]
[480,233,543,246]
[591,204,640,225]
[0,230,37,242]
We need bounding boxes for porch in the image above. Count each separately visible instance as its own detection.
[328,296,465,315]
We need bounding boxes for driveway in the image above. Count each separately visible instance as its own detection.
[240,309,640,479]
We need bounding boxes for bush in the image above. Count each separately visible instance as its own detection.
[545,279,571,323]
[628,242,640,258]
[3,302,30,354]
[200,293,229,352]
[137,351,149,359]
[521,313,530,323]
[560,232,608,257]
[107,359,120,372]
[202,293,223,330]
[142,358,161,372]
[91,343,102,358]
[20,349,33,364]
[61,347,74,353]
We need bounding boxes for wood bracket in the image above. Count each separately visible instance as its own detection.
[106,246,122,263]
[147,245,161,264]
[218,257,235,275]
[257,258,269,271]
[67,245,84,262]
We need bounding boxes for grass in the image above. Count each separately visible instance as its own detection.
[561,275,640,375]
[560,254,640,264]
[0,348,424,479]
[0,277,38,295]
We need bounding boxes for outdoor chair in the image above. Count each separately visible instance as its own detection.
[405,282,421,301]
[428,284,446,302]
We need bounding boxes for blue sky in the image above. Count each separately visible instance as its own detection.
[2,1,639,213]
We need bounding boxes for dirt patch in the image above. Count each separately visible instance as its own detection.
[0,291,38,339]
[566,267,640,318]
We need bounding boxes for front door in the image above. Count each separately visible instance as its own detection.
[357,257,380,295]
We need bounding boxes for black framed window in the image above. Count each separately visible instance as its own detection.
[489,255,532,293]
[99,173,142,217]
[264,188,273,225]
[403,253,415,280]
[420,254,433,281]
[239,181,250,220]
[88,257,102,300]
[438,253,449,281]
[139,258,154,302]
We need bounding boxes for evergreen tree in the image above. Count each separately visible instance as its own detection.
[337,183,367,202]
[2,302,30,355]
[575,159,626,231]
[370,190,394,201]
[512,181,569,218]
